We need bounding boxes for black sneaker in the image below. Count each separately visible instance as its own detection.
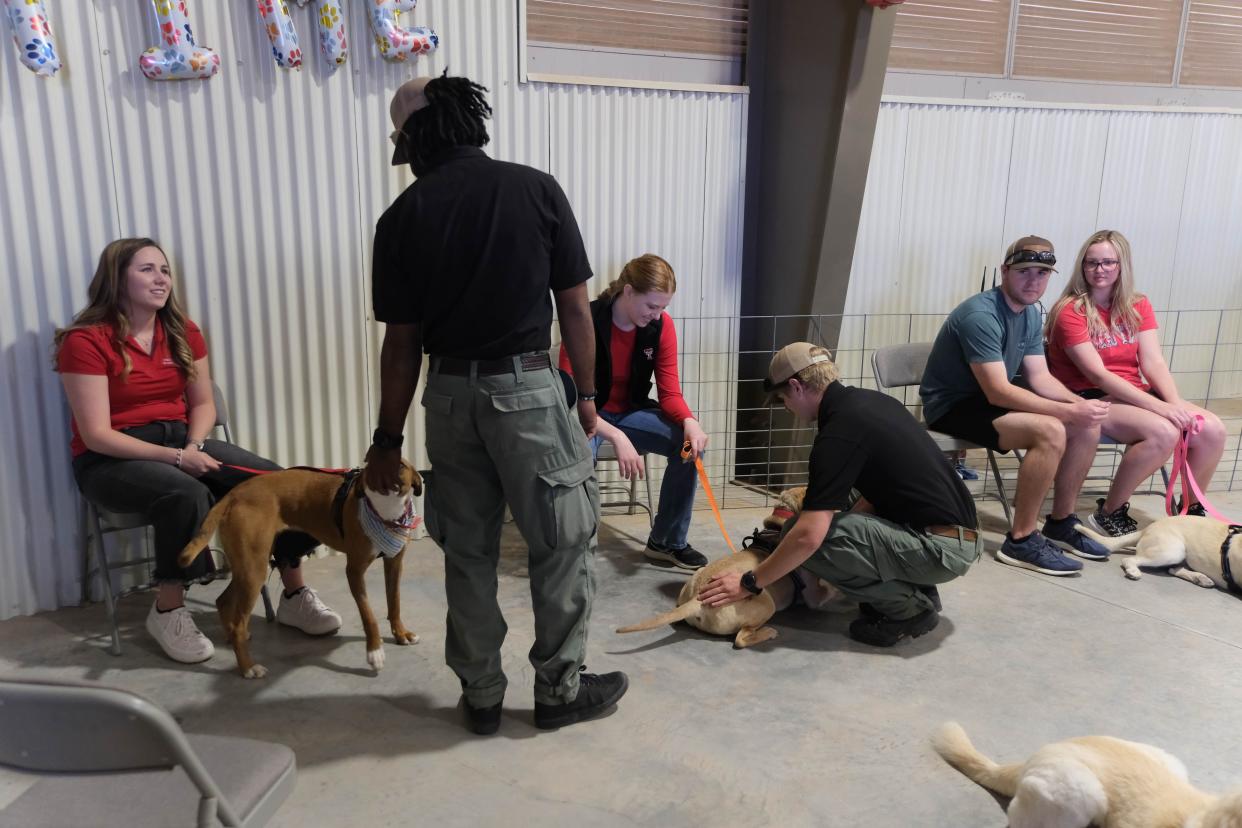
[860,586,940,619]
[1087,498,1139,537]
[644,540,708,570]
[462,698,502,736]
[534,668,629,730]
[1177,498,1208,518]
[848,608,939,647]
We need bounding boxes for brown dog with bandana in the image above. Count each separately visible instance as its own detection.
[178,462,423,678]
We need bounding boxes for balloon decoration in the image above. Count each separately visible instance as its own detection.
[258,1,347,70]
[139,0,220,80]
[255,0,302,69]
[305,0,347,68]
[3,0,62,77]
[367,0,438,63]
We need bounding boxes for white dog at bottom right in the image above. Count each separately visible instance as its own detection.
[932,722,1242,827]
[1075,515,1242,589]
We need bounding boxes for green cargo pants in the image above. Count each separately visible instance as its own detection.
[420,359,599,707]
[788,511,982,620]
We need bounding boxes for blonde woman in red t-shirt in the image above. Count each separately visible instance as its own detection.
[558,254,710,570]
[1045,230,1226,536]
[55,238,341,664]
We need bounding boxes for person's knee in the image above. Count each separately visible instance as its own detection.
[1149,420,1180,453]
[1198,412,1227,445]
[1032,416,1067,453]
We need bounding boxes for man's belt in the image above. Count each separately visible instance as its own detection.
[925,524,979,543]
[433,352,551,377]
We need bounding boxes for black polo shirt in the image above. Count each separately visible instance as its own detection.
[803,382,977,529]
[371,146,593,359]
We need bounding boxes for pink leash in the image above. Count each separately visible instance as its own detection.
[1164,415,1237,523]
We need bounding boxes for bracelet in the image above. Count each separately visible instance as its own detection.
[577,393,597,402]
[174,448,183,469]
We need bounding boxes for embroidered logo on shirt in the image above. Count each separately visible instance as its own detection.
[1093,327,1135,350]
[642,347,654,360]
[162,358,175,366]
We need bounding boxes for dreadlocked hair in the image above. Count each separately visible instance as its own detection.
[403,73,492,168]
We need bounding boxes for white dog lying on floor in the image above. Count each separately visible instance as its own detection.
[1075,515,1242,591]
[932,721,1242,827]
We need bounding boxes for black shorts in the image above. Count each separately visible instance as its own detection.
[927,394,1011,453]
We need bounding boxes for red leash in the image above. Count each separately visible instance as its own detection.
[1165,415,1237,523]
[220,464,352,476]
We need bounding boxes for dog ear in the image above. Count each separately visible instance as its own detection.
[407,466,423,497]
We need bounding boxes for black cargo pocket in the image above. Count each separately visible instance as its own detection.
[536,454,598,550]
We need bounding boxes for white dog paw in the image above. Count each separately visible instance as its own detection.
[243,664,268,679]
[368,647,386,671]
[1121,565,1142,580]
[394,632,419,645]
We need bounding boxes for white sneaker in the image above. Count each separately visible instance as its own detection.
[145,602,214,663]
[277,587,342,635]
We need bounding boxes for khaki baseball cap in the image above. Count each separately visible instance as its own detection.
[764,342,833,393]
[1003,235,1058,272]
[389,76,433,165]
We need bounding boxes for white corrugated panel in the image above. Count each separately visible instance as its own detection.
[0,3,748,619]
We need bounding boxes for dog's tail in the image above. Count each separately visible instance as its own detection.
[931,722,1023,798]
[1074,522,1142,551]
[616,601,702,634]
[176,496,234,568]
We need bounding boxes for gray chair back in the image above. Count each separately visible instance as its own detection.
[212,381,232,443]
[871,342,934,390]
[0,678,296,827]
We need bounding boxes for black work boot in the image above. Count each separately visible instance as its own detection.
[534,668,629,730]
[848,608,939,647]
[463,698,502,736]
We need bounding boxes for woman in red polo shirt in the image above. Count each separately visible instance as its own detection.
[55,238,341,664]
[1045,229,1226,536]
[558,254,710,570]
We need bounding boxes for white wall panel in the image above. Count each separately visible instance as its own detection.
[0,3,748,619]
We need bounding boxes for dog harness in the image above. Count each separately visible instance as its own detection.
[1222,525,1242,596]
[330,469,362,537]
[358,494,421,559]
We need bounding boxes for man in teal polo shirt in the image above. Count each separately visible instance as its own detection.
[920,235,1110,575]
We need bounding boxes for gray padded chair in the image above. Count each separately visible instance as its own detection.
[596,441,655,526]
[0,677,295,828]
[871,343,1013,527]
[80,382,274,655]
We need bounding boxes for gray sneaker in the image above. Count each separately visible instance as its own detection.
[996,532,1083,576]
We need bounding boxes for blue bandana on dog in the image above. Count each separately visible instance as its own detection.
[358,495,420,558]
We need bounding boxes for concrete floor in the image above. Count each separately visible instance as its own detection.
[4,491,1242,826]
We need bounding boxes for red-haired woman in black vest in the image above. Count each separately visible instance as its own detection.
[558,254,710,570]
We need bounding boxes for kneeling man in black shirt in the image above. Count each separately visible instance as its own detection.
[700,343,982,646]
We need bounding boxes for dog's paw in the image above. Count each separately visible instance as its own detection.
[392,628,419,645]
[242,663,268,679]
[368,647,386,671]
[1121,564,1142,580]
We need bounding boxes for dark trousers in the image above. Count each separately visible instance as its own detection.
[73,420,318,582]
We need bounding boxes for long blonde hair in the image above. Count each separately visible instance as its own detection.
[597,254,677,300]
[53,238,197,382]
[1045,230,1144,343]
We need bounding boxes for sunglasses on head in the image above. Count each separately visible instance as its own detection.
[1005,249,1056,267]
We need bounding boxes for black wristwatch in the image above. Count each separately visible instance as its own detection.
[577,392,597,402]
[740,570,762,595]
[371,428,404,450]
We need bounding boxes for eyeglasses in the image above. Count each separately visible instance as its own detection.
[1083,259,1119,271]
[1005,249,1057,267]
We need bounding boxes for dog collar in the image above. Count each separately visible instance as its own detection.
[1222,525,1242,595]
[359,494,421,558]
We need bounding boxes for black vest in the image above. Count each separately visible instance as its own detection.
[590,296,663,411]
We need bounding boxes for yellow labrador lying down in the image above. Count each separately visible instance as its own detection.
[1075,515,1242,590]
[932,722,1242,827]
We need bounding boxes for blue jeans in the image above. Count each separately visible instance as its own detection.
[591,408,697,548]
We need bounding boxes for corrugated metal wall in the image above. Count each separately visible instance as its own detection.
[0,1,748,619]
[845,100,1242,398]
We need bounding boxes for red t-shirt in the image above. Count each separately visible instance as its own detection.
[58,319,208,456]
[1046,296,1158,392]
[558,312,694,424]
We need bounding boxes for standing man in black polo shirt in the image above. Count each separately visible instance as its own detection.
[363,75,627,734]
[700,344,982,646]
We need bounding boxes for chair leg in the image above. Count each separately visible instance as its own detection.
[627,473,637,516]
[1160,465,1170,489]
[87,509,122,656]
[260,585,276,622]
[643,455,655,528]
[987,450,1013,529]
